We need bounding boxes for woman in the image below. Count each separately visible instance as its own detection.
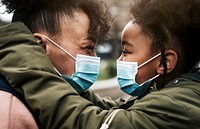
[0,0,200,129]
[0,0,112,128]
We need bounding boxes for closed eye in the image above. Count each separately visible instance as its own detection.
[122,50,129,54]
[84,46,96,51]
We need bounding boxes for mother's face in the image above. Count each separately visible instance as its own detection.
[45,11,97,77]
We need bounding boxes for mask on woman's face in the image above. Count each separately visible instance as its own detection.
[43,35,100,94]
[117,53,161,97]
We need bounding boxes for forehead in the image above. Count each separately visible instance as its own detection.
[59,11,90,37]
[121,21,152,47]
[122,21,143,39]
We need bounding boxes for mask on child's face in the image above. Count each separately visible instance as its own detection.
[117,53,161,97]
[43,35,100,94]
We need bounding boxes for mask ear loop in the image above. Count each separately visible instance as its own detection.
[138,53,161,69]
[137,53,161,85]
[53,67,62,76]
[42,35,76,61]
[43,35,77,76]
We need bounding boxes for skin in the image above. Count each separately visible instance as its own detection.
[118,21,162,84]
[34,11,97,77]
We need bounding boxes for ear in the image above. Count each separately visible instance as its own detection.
[33,33,47,52]
[157,50,178,75]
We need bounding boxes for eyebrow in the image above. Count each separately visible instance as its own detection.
[88,37,97,43]
[83,37,97,44]
[122,40,133,47]
[79,38,96,48]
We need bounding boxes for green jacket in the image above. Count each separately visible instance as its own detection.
[0,22,200,129]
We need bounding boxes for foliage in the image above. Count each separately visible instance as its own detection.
[98,59,116,80]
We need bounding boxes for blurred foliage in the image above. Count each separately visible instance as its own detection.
[98,59,117,80]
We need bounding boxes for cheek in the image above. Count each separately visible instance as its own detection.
[64,60,76,76]
[136,63,158,84]
[124,55,140,62]
[136,68,151,84]
[46,47,59,63]
[66,45,83,57]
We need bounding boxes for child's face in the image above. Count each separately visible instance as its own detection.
[118,21,160,84]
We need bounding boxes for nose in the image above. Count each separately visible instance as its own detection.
[93,53,97,57]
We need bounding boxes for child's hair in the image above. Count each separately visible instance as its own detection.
[131,0,200,73]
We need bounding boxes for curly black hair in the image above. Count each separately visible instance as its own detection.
[2,0,113,43]
[130,0,200,74]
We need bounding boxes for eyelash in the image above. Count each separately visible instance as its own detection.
[122,50,129,54]
[82,46,97,54]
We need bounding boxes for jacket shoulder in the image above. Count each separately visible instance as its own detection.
[127,78,200,129]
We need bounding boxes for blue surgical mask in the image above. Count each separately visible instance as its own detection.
[43,35,100,94]
[117,53,161,97]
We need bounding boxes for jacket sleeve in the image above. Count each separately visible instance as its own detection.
[81,89,126,109]
[0,22,107,129]
[0,22,194,129]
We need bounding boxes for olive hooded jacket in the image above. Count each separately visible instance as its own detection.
[0,22,200,129]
